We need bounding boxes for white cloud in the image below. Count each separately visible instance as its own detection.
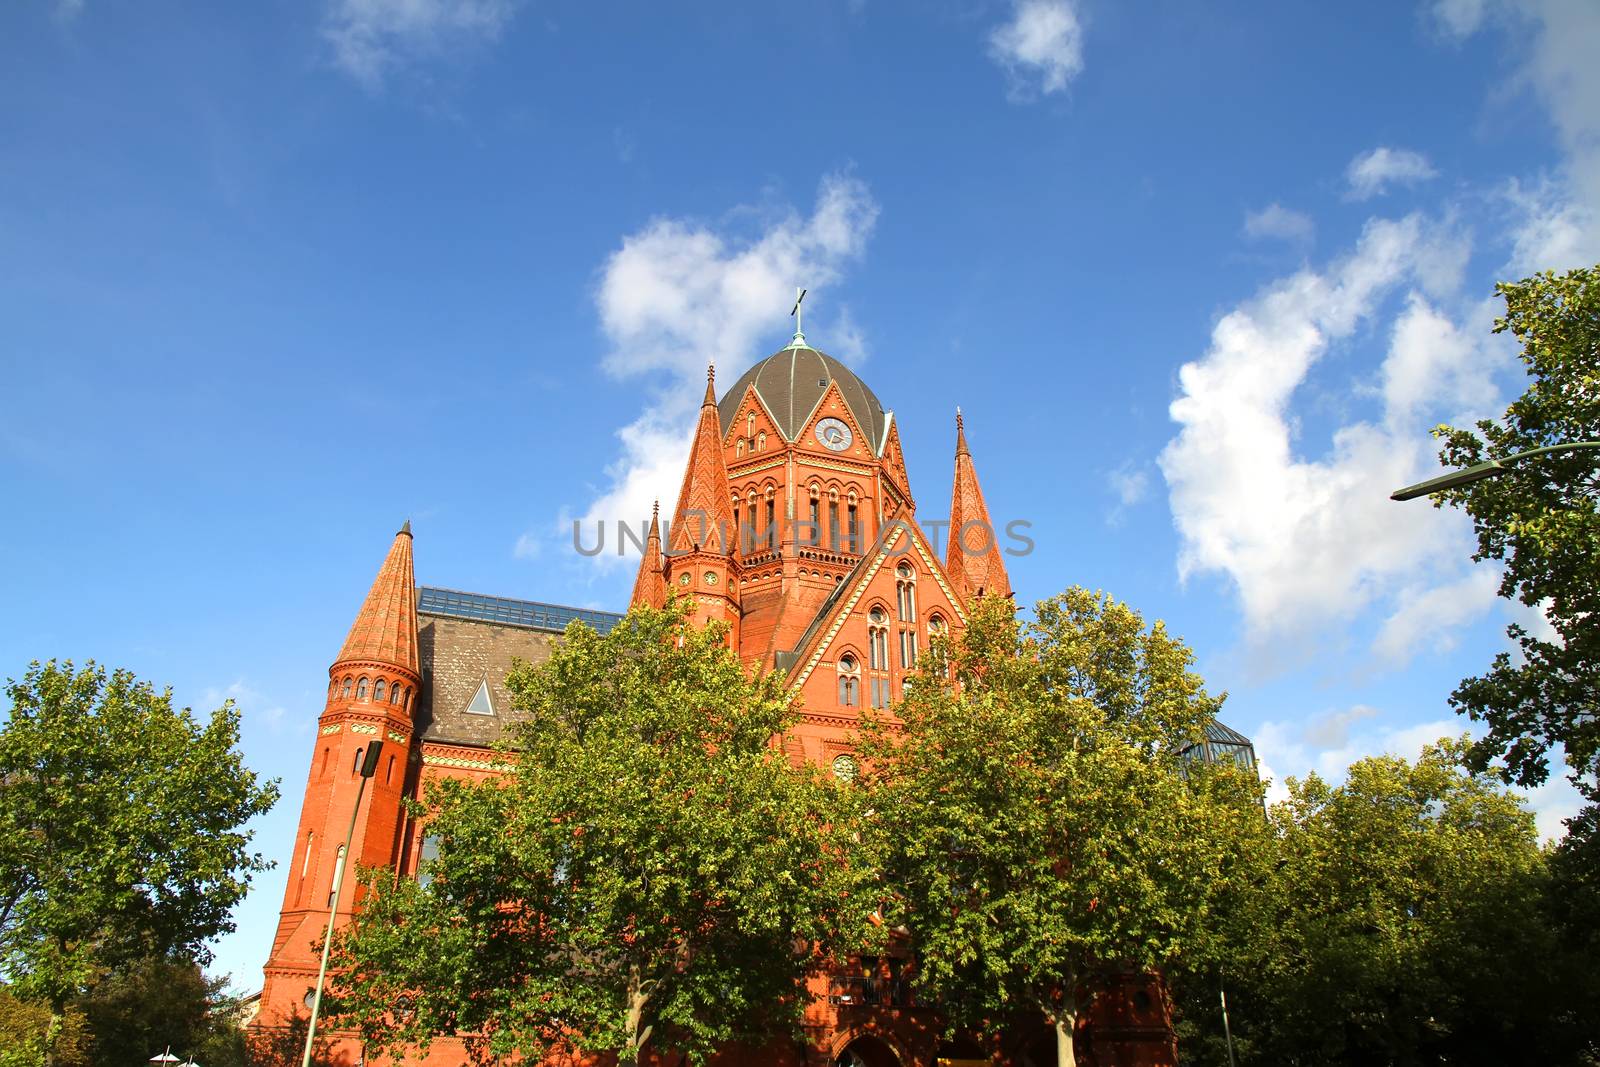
[1373,568,1501,663]
[1256,706,1582,842]
[987,0,1086,100]
[1428,0,1490,38]
[551,174,878,571]
[1158,214,1507,665]
[1346,147,1439,200]
[202,680,293,735]
[323,0,518,89]
[1301,703,1380,750]
[52,0,85,21]
[1109,463,1150,507]
[1243,203,1315,244]
[1254,708,1462,805]
[1432,0,1600,269]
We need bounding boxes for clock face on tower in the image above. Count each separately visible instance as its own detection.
[814,417,854,452]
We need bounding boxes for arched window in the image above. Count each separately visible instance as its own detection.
[868,608,889,671]
[896,563,917,621]
[900,629,918,670]
[747,411,755,437]
[837,654,860,707]
[390,683,401,705]
[356,677,369,701]
[757,431,767,451]
[928,614,947,638]
[341,677,353,699]
[329,845,345,907]
[320,747,330,776]
[736,438,745,457]
[301,831,314,878]
[353,747,364,774]
[386,754,396,785]
[374,679,387,703]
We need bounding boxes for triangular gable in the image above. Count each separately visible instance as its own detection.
[785,518,969,692]
[880,420,912,505]
[794,379,872,462]
[723,383,784,454]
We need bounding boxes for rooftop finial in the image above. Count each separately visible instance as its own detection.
[955,408,969,456]
[399,518,412,536]
[787,286,809,350]
[703,362,717,404]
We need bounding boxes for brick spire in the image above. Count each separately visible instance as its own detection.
[946,410,1011,603]
[335,521,419,675]
[631,501,667,609]
[668,365,736,554]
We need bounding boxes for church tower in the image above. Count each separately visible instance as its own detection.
[659,366,741,642]
[256,523,420,1035]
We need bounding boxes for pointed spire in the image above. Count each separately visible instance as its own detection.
[669,371,737,555]
[336,525,420,675]
[946,412,1011,603]
[631,501,667,609]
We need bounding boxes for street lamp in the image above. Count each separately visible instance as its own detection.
[301,739,384,1067]
[1390,441,1600,501]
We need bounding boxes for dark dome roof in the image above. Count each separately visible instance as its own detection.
[717,345,889,453]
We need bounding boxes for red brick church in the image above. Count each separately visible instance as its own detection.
[250,331,1181,1066]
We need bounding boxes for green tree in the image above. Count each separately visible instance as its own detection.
[1176,739,1592,1066]
[0,661,279,1065]
[0,987,89,1067]
[329,598,875,1066]
[859,591,1262,1067]
[1431,263,1600,795]
[74,955,248,1067]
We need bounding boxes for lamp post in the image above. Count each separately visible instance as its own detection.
[301,739,384,1067]
[1390,441,1600,501]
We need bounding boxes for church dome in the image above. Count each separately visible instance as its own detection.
[717,345,889,454]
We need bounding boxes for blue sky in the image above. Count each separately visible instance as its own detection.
[3,0,1597,993]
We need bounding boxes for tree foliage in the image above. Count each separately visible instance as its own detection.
[1173,739,1596,1066]
[329,598,876,1066]
[1432,263,1600,794]
[74,954,249,1067]
[0,661,279,1060]
[859,590,1263,1067]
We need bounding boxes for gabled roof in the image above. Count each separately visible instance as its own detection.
[782,517,969,690]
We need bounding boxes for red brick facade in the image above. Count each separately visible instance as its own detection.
[249,342,1177,1067]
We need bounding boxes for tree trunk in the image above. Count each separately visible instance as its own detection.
[1054,1009,1078,1067]
[620,970,653,1067]
[43,1007,63,1067]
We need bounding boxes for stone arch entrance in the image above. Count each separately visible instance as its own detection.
[833,1033,902,1067]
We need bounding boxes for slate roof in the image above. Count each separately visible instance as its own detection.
[718,345,890,454]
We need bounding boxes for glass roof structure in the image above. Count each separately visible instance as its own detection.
[418,586,623,635]
[1179,718,1258,774]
